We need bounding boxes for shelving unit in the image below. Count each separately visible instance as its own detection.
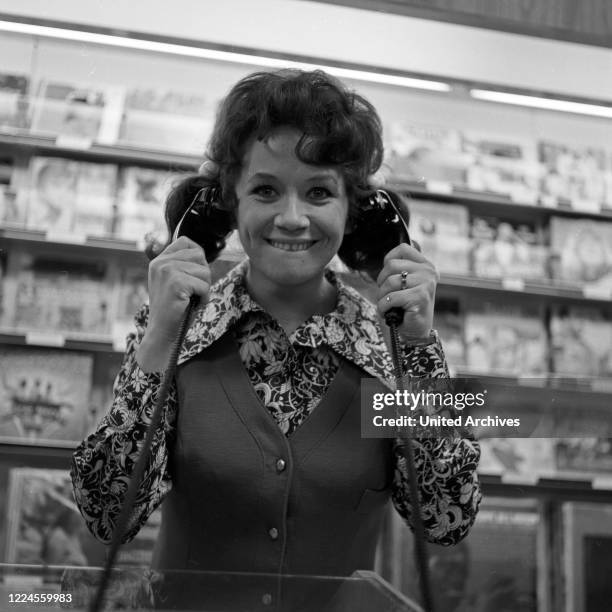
[0,19,611,612]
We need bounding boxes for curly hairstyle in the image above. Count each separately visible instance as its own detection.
[160,69,388,267]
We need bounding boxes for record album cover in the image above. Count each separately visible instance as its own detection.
[384,120,470,186]
[25,156,79,233]
[0,72,29,130]
[463,132,539,203]
[0,347,93,444]
[539,141,607,212]
[9,256,113,337]
[5,468,161,566]
[408,200,470,275]
[73,162,118,237]
[549,216,612,292]
[549,305,612,378]
[31,80,124,144]
[464,302,548,376]
[470,215,548,281]
[119,87,213,153]
[116,166,181,243]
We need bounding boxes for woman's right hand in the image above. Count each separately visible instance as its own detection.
[136,237,211,372]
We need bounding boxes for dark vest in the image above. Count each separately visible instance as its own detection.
[152,334,393,609]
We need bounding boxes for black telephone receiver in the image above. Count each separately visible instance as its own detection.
[338,188,412,326]
[172,185,235,262]
[338,189,411,278]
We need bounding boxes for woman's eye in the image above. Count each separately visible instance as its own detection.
[308,187,333,200]
[252,185,277,199]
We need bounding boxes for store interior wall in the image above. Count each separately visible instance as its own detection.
[2,0,612,100]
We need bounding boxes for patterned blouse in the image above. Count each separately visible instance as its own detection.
[70,260,482,547]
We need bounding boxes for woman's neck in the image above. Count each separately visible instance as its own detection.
[245,267,337,335]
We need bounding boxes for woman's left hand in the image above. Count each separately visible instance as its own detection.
[376,242,439,340]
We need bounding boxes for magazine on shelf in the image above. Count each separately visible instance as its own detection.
[396,497,541,611]
[0,347,93,444]
[462,131,540,203]
[7,254,114,337]
[478,438,555,478]
[25,156,80,233]
[562,502,612,612]
[555,439,612,476]
[384,120,470,187]
[0,72,29,130]
[0,184,22,227]
[31,80,125,144]
[470,214,549,281]
[73,161,118,237]
[116,166,181,243]
[112,264,149,347]
[407,200,470,275]
[549,305,612,378]
[549,216,612,292]
[433,297,466,372]
[119,87,213,153]
[538,141,607,212]
[5,468,161,566]
[464,301,548,376]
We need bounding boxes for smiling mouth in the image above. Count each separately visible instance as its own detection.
[266,240,317,252]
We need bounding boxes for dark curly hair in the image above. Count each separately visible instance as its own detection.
[159,69,387,267]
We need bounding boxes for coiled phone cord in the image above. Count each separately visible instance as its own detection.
[386,309,434,612]
[89,296,199,612]
[90,299,434,612]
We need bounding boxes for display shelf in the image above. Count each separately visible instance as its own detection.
[394,179,612,223]
[481,474,612,503]
[0,440,75,468]
[456,371,612,397]
[439,273,612,304]
[0,130,199,170]
[0,329,121,354]
[0,225,152,257]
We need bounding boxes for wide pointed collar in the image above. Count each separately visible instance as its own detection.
[175,259,394,388]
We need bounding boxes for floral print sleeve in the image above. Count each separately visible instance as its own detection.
[391,337,483,546]
[70,304,176,544]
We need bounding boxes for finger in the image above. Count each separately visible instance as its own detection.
[377,286,423,315]
[173,275,212,302]
[383,242,429,266]
[163,236,207,256]
[156,244,208,266]
[378,270,428,296]
[376,258,426,287]
[155,261,211,284]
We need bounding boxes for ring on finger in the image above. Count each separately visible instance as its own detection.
[400,270,408,290]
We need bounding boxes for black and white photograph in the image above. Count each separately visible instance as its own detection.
[0,1,611,611]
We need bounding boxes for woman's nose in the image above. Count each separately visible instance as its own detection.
[274,195,309,231]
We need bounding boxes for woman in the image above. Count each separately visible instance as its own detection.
[71,69,481,607]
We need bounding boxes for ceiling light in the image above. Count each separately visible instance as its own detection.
[0,19,451,92]
[470,88,612,118]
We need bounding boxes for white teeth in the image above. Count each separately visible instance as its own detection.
[268,241,314,252]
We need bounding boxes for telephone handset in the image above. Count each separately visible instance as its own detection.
[172,185,235,263]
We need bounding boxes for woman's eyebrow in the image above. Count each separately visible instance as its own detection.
[247,172,278,182]
[305,174,339,184]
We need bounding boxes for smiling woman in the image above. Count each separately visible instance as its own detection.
[70,68,482,610]
[235,127,349,330]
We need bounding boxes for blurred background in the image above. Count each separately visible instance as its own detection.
[0,1,611,610]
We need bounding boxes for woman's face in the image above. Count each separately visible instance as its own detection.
[234,127,349,289]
